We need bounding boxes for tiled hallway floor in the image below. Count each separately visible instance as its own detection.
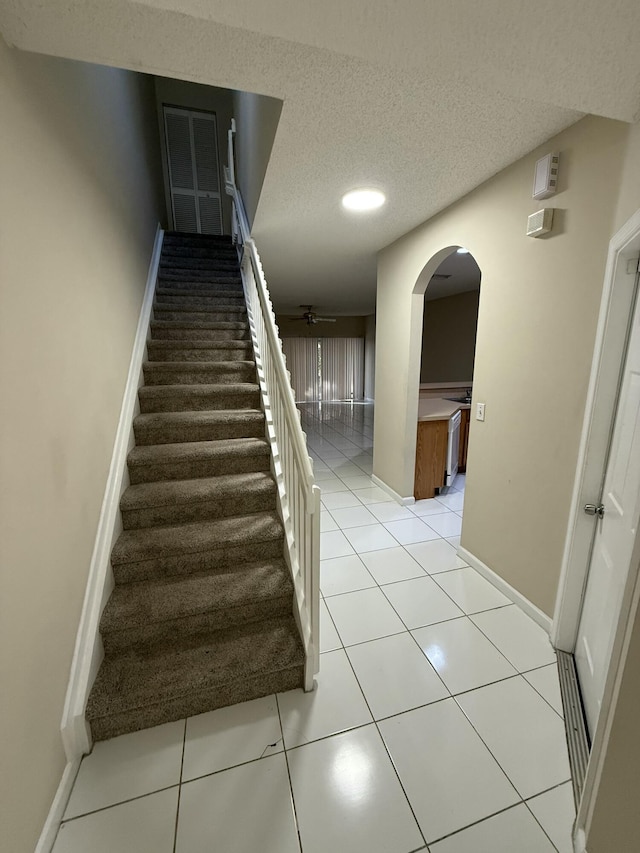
[52,402,575,852]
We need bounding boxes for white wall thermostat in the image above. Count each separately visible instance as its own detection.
[527,208,554,238]
[533,152,559,200]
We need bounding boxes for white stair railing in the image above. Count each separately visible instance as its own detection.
[225,123,320,690]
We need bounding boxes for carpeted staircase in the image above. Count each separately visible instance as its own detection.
[86,232,305,741]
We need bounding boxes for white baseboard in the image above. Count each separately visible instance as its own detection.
[35,759,81,853]
[573,828,587,853]
[458,546,553,634]
[60,225,163,761]
[371,474,415,506]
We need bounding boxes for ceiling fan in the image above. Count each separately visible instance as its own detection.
[287,305,337,326]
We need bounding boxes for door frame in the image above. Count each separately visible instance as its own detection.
[552,208,640,848]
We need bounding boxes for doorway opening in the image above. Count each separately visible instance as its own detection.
[413,248,481,507]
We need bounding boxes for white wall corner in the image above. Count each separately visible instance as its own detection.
[59,225,163,763]
[371,474,415,506]
[34,759,81,853]
[458,546,553,634]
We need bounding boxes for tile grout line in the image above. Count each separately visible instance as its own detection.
[339,639,430,852]
[275,693,305,853]
[172,718,187,853]
[59,784,182,824]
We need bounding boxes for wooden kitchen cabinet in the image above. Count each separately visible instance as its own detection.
[458,407,470,472]
[414,419,448,500]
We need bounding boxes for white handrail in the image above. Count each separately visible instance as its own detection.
[225,125,320,690]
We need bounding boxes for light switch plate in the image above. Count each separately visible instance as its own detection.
[476,402,485,422]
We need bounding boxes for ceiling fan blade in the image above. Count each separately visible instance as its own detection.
[316,317,337,322]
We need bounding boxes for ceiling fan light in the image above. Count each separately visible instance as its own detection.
[342,189,386,212]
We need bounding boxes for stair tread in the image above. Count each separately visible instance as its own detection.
[134,409,263,428]
[156,288,243,298]
[87,616,303,720]
[144,360,255,370]
[151,320,248,330]
[121,471,275,512]
[139,382,259,397]
[102,558,291,631]
[128,436,269,465]
[111,510,282,565]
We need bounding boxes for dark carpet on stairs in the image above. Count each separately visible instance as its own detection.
[86,232,304,741]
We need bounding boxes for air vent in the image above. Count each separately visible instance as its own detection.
[527,208,554,238]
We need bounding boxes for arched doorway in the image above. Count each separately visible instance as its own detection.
[412,248,482,515]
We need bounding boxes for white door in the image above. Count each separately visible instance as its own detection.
[163,107,223,234]
[575,274,640,736]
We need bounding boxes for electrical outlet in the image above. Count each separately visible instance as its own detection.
[476,402,485,422]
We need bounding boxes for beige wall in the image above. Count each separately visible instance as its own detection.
[420,290,479,383]
[374,115,629,615]
[0,42,163,851]
[612,120,640,234]
[232,90,283,226]
[154,76,233,233]
[277,315,366,338]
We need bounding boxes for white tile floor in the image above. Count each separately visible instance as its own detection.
[52,402,575,853]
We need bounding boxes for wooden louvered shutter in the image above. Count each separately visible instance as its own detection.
[163,107,223,235]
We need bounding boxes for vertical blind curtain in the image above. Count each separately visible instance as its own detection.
[322,338,365,401]
[282,338,320,402]
[282,337,365,402]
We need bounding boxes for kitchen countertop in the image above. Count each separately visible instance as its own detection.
[417,397,471,422]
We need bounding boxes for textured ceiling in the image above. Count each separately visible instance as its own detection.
[2,1,639,313]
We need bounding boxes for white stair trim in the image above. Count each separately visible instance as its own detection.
[458,545,552,633]
[34,759,80,853]
[59,225,163,761]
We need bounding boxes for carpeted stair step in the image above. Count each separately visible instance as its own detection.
[138,383,260,413]
[163,231,233,245]
[87,615,304,741]
[146,340,253,363]
[133,410,265,446]
[156,279,244,296]
[111,511,284,583]
[159,256,240,271]
[100,558,293,654]
[150,320,249,341]
[143,361,256,386]
[155,292,245,308]
[156,283,244,297]
[154,307,246,323]
[127,436,271,484]
[161,245,239,261]
[159,268,241,282]
[120,471,276,528]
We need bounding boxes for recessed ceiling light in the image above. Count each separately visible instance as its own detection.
[342,189,386,212]
[456,247,470,254]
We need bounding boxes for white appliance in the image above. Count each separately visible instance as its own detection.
[446,410,461,487]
